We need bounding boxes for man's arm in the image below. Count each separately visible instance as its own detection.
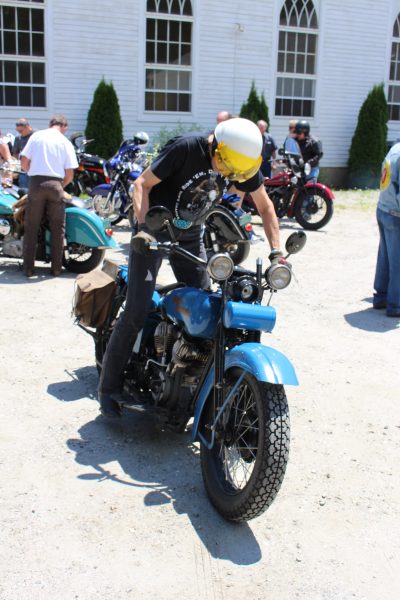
[20,155,31,173]
[132,167,162,224]
[62,168,74,188]
[231,183,281,250]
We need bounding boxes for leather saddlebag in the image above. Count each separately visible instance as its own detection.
[73,269,116,328]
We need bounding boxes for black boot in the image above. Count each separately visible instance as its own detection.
[98,392,123,418]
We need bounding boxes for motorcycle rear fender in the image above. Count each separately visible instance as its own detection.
[191,342,298,442]
[289,182,334,217]
[65,207,119,249]
[88,183,112,198]
[0,190,17,215]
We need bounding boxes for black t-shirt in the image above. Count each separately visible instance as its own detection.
[150,133,263,228]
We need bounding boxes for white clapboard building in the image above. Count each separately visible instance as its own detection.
[1,0,400,183]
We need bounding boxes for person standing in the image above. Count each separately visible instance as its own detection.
[20,114,78,277]
[257,120,277,178]
[12,118,35,187]
[216,110,233,124]
[294,120,323,182]
[373,142,400,317]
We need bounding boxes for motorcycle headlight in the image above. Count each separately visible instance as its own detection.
[265,263,292,290]
[290,176,298,184]
[304,162,311,176]
[207,253,234,281]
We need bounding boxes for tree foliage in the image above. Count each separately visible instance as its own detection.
[347,84,388,188]
[85,79,123,158]
[239,81,270,125]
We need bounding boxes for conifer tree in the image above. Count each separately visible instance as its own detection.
[85,79,123,158]
[239,81,270,125]
[347,84,388,188]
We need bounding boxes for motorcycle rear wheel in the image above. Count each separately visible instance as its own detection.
[200,369,290,522]
[62,245,105,273]
[294,190,333,230]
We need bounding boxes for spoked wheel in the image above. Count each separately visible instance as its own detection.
[294,190,333,230]
[200,369,290,522]
[62,245,105,273]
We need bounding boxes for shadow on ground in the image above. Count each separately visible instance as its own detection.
[49,365,263,566]
[344,298,400,332]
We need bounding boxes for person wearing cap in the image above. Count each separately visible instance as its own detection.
[13,118,35,187]
[20,114,78,278]
[98,117,283,418]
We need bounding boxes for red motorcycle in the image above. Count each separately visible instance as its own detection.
[243,152,334,230]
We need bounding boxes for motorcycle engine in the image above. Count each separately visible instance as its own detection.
[267,187,291,218]
[0,218,23,258]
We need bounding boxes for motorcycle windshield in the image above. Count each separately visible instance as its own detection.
[283,137,301,155]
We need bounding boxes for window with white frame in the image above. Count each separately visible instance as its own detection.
[275,0,318,117]
[388,13,400,121]
[145,0,193,112]
[0,0,45,107]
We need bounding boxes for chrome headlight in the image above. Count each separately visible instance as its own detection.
[207,253,234,281]
[304,162,311,176]
[265,263,292,290]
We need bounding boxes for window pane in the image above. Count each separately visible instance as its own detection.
[181,22,191,43]
[157,20,168,41]
[146,41,155,62]
[302,99,314,117]
[32,86,45,106]
[170,43,179,64]
[275,99,282,115]
[19,61,31,83]
[287,33,296,52]
[308,34,317,53]
[170,21,180,42]
[167,93,177,111]
[3,7,16,29]
[0,86,4,106]
[17,8,30,31]
[297,33,306,53]
[31,9,44,31]
[145,91,154,110]
[147,19,155,39]
[284,77,294,95]
[4,61,17,82]
[178,93,190,111]
[32,62,44,83]
[158,0,169,14]
[180,44,191,65]
[4,31,16,54]
[18,32,31,55]
[5,85,17,105]
[32,33,44,56]
[297,54,305,73]
[278,32,286,51]
[171,0,181,15]
[167,70,178,89]
[292,99,302,114]
[277,52,285,71]
[19,85,32,106]
[179,70,190,90]
[282,98,292,114]
[293,78,303,96]
[156,42,168,63]
[154,69,166,89]
[286,53,295,72]
[306,54,315,74]
[182,0,192,16]
[154,92,165,110]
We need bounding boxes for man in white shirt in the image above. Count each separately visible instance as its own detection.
[20,114,78,277]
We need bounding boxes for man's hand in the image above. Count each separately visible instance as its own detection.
[131,229,156,254]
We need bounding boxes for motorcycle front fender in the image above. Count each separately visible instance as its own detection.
[205,205,248,242]
[191,342,298,442]
[289,182,334,217]
[65,207,119,249]
[88,183,112,198]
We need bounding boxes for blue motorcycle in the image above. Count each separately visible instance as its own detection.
[0,184,119,273]
[79,206,306,521]
[89,132,150,226]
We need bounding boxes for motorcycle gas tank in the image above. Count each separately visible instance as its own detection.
[264,171,291,186]
[162,287,221,339]
[0,189,18,215]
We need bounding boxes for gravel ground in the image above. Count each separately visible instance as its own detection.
[0,193,399,600]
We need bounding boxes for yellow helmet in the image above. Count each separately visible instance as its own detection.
[213,117,262,182]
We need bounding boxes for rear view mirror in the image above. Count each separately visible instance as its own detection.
[285,231,307,255]
[145,206,173,231]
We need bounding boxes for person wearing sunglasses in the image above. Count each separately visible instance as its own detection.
[98,117,283,418]
[12,118,35,187]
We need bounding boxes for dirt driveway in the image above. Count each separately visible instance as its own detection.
[0,196,399,600]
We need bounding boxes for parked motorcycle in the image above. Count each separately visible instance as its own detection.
[68,132,110,196]
[89,133,150,226]
[77,205,306,522]
[204,193,263,265]
[244,149,334,230]
[0,179,119,273]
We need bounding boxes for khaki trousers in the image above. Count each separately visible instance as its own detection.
[23,176,65,273]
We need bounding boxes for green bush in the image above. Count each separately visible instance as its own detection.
[150,122,203,159]
[85,79,123,158]
[347,84,388,189]
[239,81,270,125]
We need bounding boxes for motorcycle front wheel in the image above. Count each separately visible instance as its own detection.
[200,369,290,522]
[62,245,105,273]
[294,190,333,230]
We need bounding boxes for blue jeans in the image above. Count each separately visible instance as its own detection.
[373,207,400,314]
[306,166,319,183]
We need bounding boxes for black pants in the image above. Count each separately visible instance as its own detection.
[99,225,210,394]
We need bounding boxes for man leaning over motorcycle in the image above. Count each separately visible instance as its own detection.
[98,117,283,418]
